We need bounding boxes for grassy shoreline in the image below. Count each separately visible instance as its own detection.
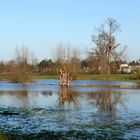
[36,73,140,82]
[0,73,139,83]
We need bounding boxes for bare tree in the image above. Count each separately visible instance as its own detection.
[92,18,126,74]
[9,45,37,83]
[54,43,80,86]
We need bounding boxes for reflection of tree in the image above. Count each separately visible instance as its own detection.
[88,90,125,113]
[8,90,30,108]
[0,90,30,108]
[15,90,29,107]
[58,87,79,107]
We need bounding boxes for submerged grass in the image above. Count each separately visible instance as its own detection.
[0,130,124,140]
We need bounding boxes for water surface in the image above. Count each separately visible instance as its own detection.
[0,80,140,139]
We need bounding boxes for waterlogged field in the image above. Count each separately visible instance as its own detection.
[0,80,140,139]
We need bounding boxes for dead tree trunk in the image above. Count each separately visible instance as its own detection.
[58,68,71,86]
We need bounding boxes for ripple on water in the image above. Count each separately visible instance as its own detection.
[0,80,140,139]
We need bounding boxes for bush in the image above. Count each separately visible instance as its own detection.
[135,69,140,80]
[9,46,36,83]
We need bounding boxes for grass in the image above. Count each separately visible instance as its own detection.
[35,74,59,80]
[36,73,139,82]
[0,73,139,82]
[77,73,138,81]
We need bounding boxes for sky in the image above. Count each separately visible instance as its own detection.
[0,0,140,61]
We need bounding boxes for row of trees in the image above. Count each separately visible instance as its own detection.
[0,18,132,85]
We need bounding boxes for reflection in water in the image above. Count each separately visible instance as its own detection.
[87,90,125,113]
[42,91,52,96]
[57,87,126,113]
[0,88,126,114]
[15,90,29,108]
[0,84,140,139]
[58,87,80,107]
[0,90,36,108]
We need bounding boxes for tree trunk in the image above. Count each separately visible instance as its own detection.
[58,68,70,86]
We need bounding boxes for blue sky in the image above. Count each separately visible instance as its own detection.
[0,0,140,61]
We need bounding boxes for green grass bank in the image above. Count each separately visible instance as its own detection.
[36,73,139,82]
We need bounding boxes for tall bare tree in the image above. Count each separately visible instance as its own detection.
[92,18,126,74]
[54,43,80,86]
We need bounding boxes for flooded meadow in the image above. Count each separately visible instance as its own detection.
[0,80,140,139]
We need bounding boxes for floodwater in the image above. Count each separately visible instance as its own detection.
[0,80,140,139]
